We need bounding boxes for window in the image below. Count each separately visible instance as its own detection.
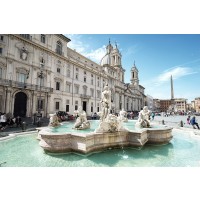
[84,71,86,75]
[84,77,86,83]
[91,79,93,85]
[90,89,94,97]
[91,102,93,112]
[97,103,99,112]
[75,73,78,80]
[38,76,44,86]
[57,68,61,73]
[66,84,70,93]
[20,34,31,40]
[97,77,100,87]
[83,87,87,95]
[37,99,44,110]
[41,34,46,43]
[18,73,26,83]
[0,68,2,78]
[66,100,70,112]
[0,36,3,41]
[75,100,78,110]
[56,82,60,90]
[40,57,45,68]
[56,41,62,55]
[74,85,79,94]
[91,74,93,77]
[0,48,2,55]
[76,68,79,71]
[55,102,60,110]
[67,69,70,77]
[97,90,100,98]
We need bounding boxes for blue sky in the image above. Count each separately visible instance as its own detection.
[66,34,200,102]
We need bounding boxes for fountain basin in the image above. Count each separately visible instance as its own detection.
[38,125,173,154]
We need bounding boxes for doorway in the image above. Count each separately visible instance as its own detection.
[82,101,87,112]
[14,92,27,117]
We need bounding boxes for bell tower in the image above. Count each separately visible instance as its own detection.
[130,61,139,86]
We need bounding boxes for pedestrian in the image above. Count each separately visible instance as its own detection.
[186,116,190,125]
[15,116,22,127]
[0,113,7,130]
[151,112,155,120]
[190,116,200,129]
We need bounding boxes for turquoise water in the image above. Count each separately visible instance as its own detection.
[47,120,160,134]
[0,130,200,167]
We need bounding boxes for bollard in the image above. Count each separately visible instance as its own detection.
[162,120,165,125]
[180,120,183,127]
[21,121,27,131]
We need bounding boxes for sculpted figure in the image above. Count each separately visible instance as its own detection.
[74,106,90,130]
[136,106,151,128]
[100,84,111,121]
[118,108,128,122]
[49,113,61,127]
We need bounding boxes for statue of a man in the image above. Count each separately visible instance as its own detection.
[100,85,111,121]
[136,106,151,128]
[74,106,90,129]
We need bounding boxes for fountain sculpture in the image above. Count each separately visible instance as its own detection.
[38,85,173,154]
[135,106,151,128]
[74,106,90,130]
[95,85,128,133]
[49,113,61,127]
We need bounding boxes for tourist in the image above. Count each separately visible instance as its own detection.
[6,117,15,127]
[0,113,7,130]
[190,116,200,129]
[100,84,111,121]
[186,116,191,125]
[15,116,22,127]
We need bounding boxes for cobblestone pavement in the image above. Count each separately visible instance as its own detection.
[0,117,49,137]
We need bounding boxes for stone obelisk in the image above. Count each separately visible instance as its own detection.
[171,75,174,100]
[170,75,175,111]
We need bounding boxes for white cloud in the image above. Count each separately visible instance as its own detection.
[66,34,106,63]
[84,46,106,63]
[157,66,197,83]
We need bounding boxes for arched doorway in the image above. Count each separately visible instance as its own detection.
[14,92,27,117]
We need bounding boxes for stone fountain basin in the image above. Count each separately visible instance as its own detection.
[37,126,173,154]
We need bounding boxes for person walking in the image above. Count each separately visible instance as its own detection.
[190,116,200,129]
[186,115,191,125]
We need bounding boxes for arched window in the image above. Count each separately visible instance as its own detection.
[56,41,62,55]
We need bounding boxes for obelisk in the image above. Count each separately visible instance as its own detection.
[171,75,174,100]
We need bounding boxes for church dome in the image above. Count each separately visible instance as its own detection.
[100,53,111,66]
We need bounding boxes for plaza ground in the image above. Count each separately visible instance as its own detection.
[1,115,200,137]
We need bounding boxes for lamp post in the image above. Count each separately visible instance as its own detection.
[37,70,44,126]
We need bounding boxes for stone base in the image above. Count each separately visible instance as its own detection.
[38,126,173,155]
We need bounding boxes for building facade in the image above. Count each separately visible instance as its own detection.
[194,97,200,113]
[0,34,146,117]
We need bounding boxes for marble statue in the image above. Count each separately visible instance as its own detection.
[49,113,61,127]
[118,108,128,122]
[100,84,111,122]
[95,85,128,133]
[74,106,90,130]
[135,106,151,128]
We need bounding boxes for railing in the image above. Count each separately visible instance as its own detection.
[0,78,53,93]
[80,94,91,99]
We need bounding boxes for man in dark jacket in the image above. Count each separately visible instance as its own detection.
[190,116,200,129]
[16,116,22,127]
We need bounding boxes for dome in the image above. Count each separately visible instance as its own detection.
[100,53,111,66]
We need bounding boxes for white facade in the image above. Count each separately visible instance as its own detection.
[0,34,146,117]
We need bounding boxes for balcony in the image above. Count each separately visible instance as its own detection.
[0,78,53,93]
[80,94,91,99]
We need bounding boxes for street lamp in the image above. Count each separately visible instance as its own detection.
[37,70,44,126]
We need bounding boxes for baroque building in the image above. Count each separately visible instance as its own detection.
[0,34,146,117]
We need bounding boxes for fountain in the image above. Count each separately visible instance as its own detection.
[37,86,173,154]
[73,106,90,130]
[49,113,61,127]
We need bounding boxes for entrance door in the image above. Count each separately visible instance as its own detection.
[14,92,27,117]
[82,101,87,112]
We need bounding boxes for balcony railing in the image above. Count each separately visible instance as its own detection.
[80,94,91,99]
[0,78,53,93]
